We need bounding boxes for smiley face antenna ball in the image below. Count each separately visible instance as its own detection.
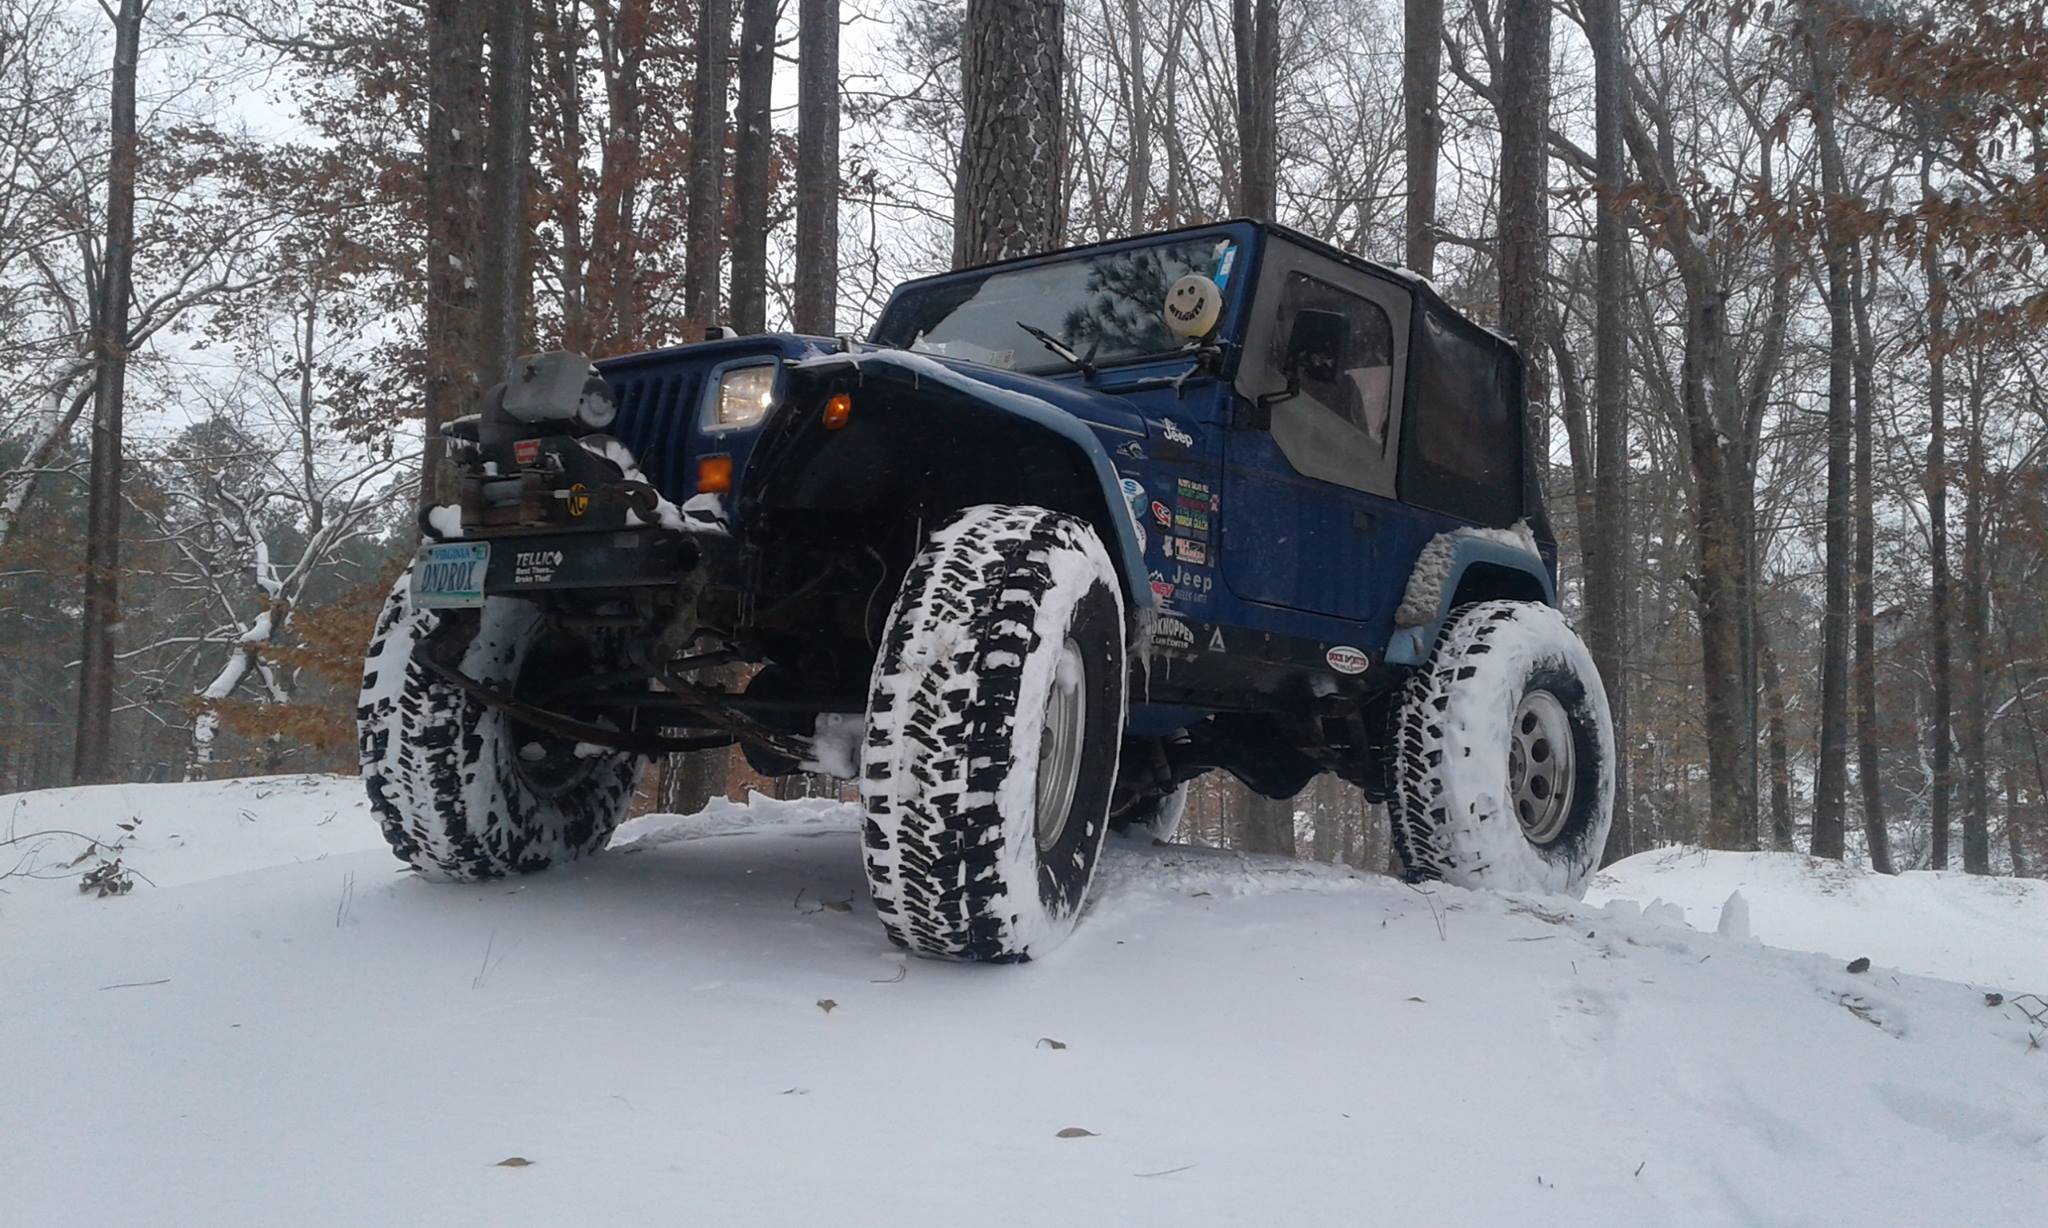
[1163,273,1222,339]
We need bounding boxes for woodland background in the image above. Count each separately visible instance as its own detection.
[1,0,2043,879]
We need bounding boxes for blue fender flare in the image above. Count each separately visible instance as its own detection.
[1383,537,1556,666]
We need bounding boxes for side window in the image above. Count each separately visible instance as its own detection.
[1404,309,1521,524]
[1268,273,1395,449]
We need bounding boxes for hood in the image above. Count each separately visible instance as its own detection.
[877,351,1154,437]
[598,335,1169,502]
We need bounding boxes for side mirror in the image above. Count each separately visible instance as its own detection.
[1245,307,1349,429]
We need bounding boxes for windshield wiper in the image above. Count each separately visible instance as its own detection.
[1016,320,1097,379]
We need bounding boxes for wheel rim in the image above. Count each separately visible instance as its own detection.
[1508,689,1576,845]
[1034,637,1088,852]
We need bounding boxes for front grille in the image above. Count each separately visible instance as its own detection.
[607,370,701,498]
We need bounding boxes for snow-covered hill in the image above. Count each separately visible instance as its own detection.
[4,777,2044,1226]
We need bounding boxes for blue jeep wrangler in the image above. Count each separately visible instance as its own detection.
[358,220,1614,961]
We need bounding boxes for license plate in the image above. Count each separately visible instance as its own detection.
[412,542,490,608]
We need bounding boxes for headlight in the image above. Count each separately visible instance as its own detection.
[709,365,777,429]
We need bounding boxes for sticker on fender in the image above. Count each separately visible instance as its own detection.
[413,542,489,609]
[1325,645,1370,675]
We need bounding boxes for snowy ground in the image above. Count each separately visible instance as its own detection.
[4,777,2045,1226]
[1591,844,2048,993]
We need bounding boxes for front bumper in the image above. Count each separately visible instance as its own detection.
[474,528,706,594]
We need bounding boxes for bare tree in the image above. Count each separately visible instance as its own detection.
[1923,147,1953,870]
[1497,0,1550,483]
[588,0,651,350]
[956,0,1065,264]
[1807,9,1851,860]
[1402,0,1441,276]
[165,298,409,777]
[1584,0,1631,863]
[421,0,488,510]
[1234,788,1295,855]
[1850,239,1894,872]
[479,0,535,384]
[686,0,733,329]
[1120,0,1149,231]
[793,0,840,333]
[730,0,777,332]
[1230,0,1277,217]
[72,0,144,784]
[1960,359,1990,872]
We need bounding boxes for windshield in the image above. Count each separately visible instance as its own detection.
[870,234,1240,375]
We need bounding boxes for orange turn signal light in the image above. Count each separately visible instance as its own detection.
[822,393,853,431]
[696,453,733,494]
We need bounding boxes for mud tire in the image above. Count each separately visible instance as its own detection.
[1390,600,1613,897]
[357,575,641,880]
[859,505,1127,962]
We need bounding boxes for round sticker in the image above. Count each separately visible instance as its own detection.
[1325,645,1370,675]
[1119,478,1148,552]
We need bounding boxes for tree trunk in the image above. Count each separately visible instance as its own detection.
[661,746,733,814]
[1959,368,1990,872]
[1682,293,1756,850]
[584,0,649,353]
[1122,0,1149,232]
[422,0,489,512]
[1498,0,1551,492]
[957,0,1065,265]
[1402,0,1442,276]
[73,0,143,784]
[1850,241,1894,872]
[540,0,590,350]
[1549,325,1597,584]
[479,0,534,384]
[729,0,776,333]
[1585,0,1630,864]
[1311,795,1339,862]
[1235,787,1295,855]
[1923,152,1953,871]
[1160,2,1187,224]
[1808,18,1851,862]
[685,0,733,330]
[2006,768,2026,878]
[1760,626,1794,850]
[1229,0,1278,219]
[2008,619,2048,879]
[793,0,840,334]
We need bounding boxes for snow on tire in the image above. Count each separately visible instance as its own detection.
[356,573,641,880]
[1111,784,1188,844]
[1391,600,1613,897]
[859,504,1127,962]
